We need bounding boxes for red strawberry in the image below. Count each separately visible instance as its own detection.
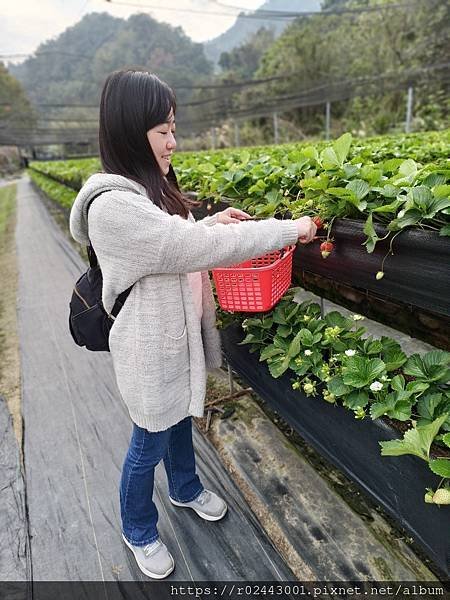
[312,216,323,229]
[320,241,334,259]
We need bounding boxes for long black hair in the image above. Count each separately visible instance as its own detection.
[99,68,196,218]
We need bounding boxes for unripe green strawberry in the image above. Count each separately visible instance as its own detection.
[376,271,384,280]
[432,488,450,505]
[424,490,434,504]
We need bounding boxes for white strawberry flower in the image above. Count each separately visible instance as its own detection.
[345,349,356,357]
[370,381,383,392]
[304,349,313,356]
[352,314,365,321]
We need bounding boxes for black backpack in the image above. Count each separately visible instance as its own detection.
[69,191,133,352]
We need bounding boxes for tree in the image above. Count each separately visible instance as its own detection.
[219,28,275,80]
[0,63,36,133]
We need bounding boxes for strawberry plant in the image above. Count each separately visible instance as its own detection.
[234,287,450,503]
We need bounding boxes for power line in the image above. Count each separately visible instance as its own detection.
[105,0,420,20]
[1,58,448,112]
[0,51,94,60]
[0,32,117,62]
[3,64,448,136]
[176,66,450,127]
[207,0,419,18]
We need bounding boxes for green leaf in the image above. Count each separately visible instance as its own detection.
[399,159,418,178]
[410,186,433,211]
[286,303,300,322]
[370,401,391,420]
[383,349,408,371]
[417,393,444,421]
[273,334,290,350]
[429,459,450,478]
[440,225,450,237]
[268,356,290,378]
[380,414,448,460]
[287,331,303,359]
[321,147,340,170]
[422,172,447,187]
[300,146,319,162]
[365,339,384,355]
[363,213,379,254]
[324,311,352,329]
[265,189,283,204]
[428,197,450,216]
[343,390,369,409]
[259,345,284,362]
[342,356,386,388]
[442,433,450,448]
[391,374,405,392]
[390,401,413,421]
[405,381,429,394]
[405,351,450,383]
[298,328,314,347]
[240,333,258,345]
[372,199,404,213]
[388,209,422,230]
[424,350,450,367]
[333,133,353,166]
[346,179,370,201]
[327,376,351,397]
[272,304,287,325]
[383,158,404,173]
[432,184,450,198]
[197,163,216,174]
[370,391,412,421]
[277,324,292,338]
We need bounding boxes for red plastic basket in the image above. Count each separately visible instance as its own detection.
[212,245,295,313]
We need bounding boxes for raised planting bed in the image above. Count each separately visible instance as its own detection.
[293,218,450,318]
[220,321,450,578]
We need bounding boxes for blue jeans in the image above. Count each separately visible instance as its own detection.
[120,416,204,546]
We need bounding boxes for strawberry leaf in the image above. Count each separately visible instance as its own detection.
[429,459,450,478]
[380,414,448,460]
[342,356,386,388]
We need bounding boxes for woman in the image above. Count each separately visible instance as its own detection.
[69,68,316,579]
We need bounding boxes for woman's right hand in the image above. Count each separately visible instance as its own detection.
[294,216,317,244]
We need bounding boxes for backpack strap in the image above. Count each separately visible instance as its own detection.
[86,191,109,268]
[86,190,134,318]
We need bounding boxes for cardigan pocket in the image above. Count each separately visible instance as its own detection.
[163,325,189,383]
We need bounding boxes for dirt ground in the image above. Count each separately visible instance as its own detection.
[0,183,22,455]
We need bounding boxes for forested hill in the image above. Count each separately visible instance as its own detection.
[9,12,213,112]
[203,0,321,67]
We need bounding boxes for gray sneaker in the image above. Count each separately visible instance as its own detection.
[122,533,174,579]
[169,489,228,521]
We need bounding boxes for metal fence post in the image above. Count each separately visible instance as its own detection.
[273,112,279,144]
[405,86,414,133]
[234,120,240,147]
[325,101,331,140]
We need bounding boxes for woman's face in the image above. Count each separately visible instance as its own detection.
[147,108,176,175]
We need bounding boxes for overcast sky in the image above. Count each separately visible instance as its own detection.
[1,0,266,64]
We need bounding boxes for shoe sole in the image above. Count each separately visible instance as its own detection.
[122,534,174,579]
[169,496,228,521]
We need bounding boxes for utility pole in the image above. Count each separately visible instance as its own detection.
[325,101,331,141]
[405,86,414,133]
[273,112,279,144]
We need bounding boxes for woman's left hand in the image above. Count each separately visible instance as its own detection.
[216,207,253,224]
